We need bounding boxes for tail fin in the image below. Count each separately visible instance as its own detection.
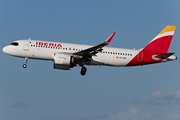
[142,25,176,53]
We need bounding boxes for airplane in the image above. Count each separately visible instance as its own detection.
[2,25,177,76]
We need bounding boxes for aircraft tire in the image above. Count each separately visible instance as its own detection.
[23,64,27,68]
[81,67,87,76]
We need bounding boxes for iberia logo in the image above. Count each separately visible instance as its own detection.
[36,42,62,47]
[59,57,66,59]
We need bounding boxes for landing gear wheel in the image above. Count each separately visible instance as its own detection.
[81,67,87,76]
[23,57,28,68]
[23,64,27,68]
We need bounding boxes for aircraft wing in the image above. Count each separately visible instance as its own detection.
[73,32,115,59]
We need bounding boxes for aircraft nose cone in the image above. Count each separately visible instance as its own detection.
[3,46,8,53]
[2,46,10,54]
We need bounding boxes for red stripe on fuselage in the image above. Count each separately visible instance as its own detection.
[127,51,163,66]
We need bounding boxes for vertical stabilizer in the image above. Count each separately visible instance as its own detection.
[142,25,176,53]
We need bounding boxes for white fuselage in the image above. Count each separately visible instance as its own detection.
[3,40,140,66]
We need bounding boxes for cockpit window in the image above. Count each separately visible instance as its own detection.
[10,42,19,46]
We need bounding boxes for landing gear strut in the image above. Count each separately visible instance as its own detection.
[23,57,28,68]
[80,66,87,76]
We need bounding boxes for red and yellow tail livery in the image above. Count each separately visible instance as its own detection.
[127,25,176,66]
[143,25,176,53]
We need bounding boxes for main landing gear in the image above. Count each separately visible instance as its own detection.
[80,66,87,76]
[23,57,28,68]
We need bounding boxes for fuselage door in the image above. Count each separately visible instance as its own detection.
[137,51,143,61]
[23,41,29,51]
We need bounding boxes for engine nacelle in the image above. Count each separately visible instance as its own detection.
[54,53,74,70]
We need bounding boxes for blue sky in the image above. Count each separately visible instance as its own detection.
[1,0,180,120]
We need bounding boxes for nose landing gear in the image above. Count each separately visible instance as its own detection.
[80,66,87,76]
[23,57,28,68]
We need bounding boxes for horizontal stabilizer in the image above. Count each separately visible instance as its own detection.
[154,52,174,59]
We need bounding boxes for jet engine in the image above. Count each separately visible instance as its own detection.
[53,53,74,70]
